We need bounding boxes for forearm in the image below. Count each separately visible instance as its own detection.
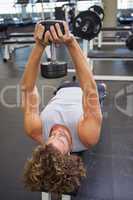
[67,38,97,91]
[21,43,45,91]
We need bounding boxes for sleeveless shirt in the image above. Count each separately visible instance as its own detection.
[40,87,88,152]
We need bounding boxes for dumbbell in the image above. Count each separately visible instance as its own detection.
[40,20,68,79]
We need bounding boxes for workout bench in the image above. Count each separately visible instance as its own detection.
[42,192,71,200]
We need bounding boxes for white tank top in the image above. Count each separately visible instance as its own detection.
[40,87,88,152]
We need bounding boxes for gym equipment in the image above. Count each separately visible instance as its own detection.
[41,43,68,79]
[15,0,29,20]
[55,3,77,32]
[0,24,8,40]
[126,34,133,50]
[16,0,29,4]
[42,192,71,200]
[40,20,65,35]
[62,3,77,32]
[40,20,67,79]
[73,10,102,40]
[89,5,104,21]
[55,7,65,21]
[87,50,133,60]
[1,20,65,63]
[0,33,34,62]
[83,47,133,73]
[96,26,133,50]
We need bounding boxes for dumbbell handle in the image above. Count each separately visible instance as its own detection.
[50,43,56,62]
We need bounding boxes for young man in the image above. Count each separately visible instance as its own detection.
[21,22,104,194]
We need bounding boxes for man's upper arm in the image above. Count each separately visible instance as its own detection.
[21,86,43,143]
[24,113,43,143]
[78,85,103,147]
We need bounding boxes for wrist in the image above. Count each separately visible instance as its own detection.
[35,41,46,50]
[66,37,77,48]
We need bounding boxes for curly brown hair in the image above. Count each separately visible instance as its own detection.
[23,144,86,194]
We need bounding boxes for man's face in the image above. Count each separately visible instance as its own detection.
[47,126,71,155]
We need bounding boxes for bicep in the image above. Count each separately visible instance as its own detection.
[78,87,103,147]
[78,116,102,147]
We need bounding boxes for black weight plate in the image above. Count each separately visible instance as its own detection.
[73,10,102,40]
[41,62,67,78]
[41,62,67,71]
[89,5,104,21]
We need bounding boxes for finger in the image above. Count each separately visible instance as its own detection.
[44,31,49,43]
[34,22,42,34]
[34,23,39,37]
[37,21,45,30]
[49,32,54,42]
[55,23,63,38]
[37,25,45,40]
[35,22,39,31]
[45,31,53,44]
[39,24,45,38]
[39,23,45,31]
[63,21,69,35]
[34,23,45,38]
[50,25,59,41]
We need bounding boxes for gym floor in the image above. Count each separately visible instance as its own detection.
[0,43,133,200]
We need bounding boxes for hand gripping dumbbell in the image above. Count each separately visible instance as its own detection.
[40,20,68,79]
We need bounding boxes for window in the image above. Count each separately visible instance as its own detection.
[0,0,16,14]
[0,0,102,14]
[118,0,133,9]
